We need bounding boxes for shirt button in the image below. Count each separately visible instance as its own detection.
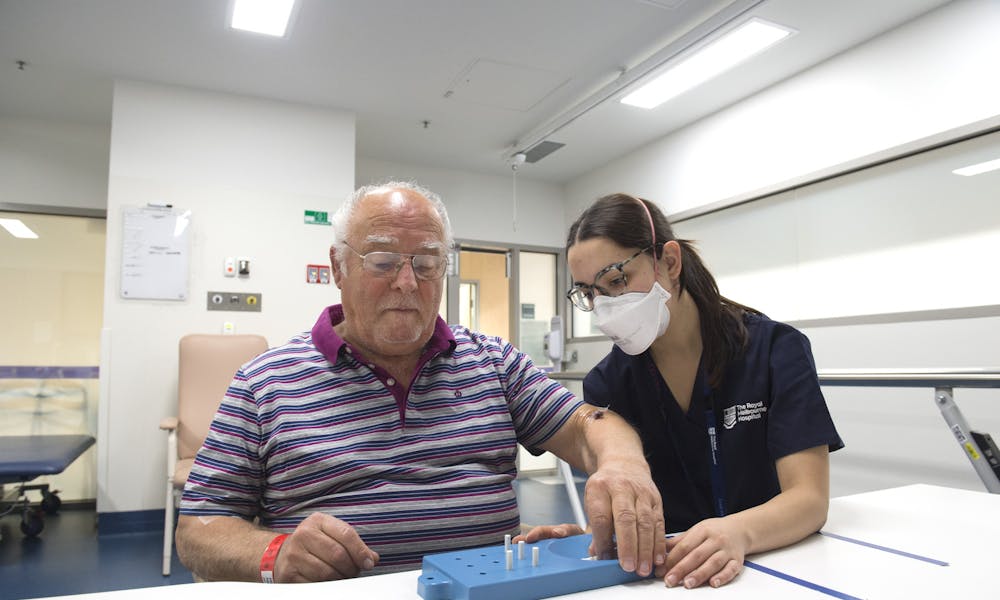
[387,378,396,386]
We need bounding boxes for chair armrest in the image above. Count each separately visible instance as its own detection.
[160,416,179,431]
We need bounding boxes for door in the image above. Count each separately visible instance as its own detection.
[445,243,564,474]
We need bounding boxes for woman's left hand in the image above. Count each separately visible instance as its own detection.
[662,517,748,588]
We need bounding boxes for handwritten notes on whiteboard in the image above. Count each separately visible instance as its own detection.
[120,205,191,301]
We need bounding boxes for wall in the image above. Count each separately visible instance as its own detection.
[99,81,354,513]
[564,0,1000,497]
[565,0,1000,218]
[675,131,1000,496]
[357,157,567,248]
[0,116,109,212]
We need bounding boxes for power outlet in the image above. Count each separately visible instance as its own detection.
[206,291,262,312]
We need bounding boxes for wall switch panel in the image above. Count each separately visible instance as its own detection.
[207,291,262,312]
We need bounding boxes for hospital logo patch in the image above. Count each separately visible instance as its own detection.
[723,402,766,430]
[723,406,737,430]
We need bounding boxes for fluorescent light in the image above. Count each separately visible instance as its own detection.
[230,0,296,37]
[0,218,39,239]
[621,18,794,109]
[952,157,1000,177]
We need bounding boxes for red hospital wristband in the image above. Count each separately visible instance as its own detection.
[260,533,289,583]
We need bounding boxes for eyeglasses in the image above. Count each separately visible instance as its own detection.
[344,243,448,281]
[566,246,652,312]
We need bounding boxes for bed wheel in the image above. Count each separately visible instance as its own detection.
[40,490,62,515]
[20,508,45,537]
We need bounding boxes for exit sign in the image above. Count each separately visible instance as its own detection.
[304,210,331,226]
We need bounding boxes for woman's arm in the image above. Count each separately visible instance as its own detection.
[661,445,830,588]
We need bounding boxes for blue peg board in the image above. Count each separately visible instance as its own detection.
[417,534,647,600]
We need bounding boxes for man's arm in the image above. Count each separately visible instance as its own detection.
[175,512,379,582]
[538,405,666,578]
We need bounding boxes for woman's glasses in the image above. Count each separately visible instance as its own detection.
[566,246,652,311]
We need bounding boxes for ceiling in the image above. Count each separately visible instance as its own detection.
[0,0,952,184]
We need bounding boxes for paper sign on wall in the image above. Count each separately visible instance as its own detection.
[120,205,191,301]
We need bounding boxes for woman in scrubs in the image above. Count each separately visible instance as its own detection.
[520,193,843,589]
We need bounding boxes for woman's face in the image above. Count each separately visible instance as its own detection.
[567,237,659,308]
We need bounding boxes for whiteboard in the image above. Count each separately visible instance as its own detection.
[120,205,191,301]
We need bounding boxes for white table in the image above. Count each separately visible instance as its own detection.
[42,484,997,599]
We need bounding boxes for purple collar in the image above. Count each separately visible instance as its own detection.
[311,304,455,367]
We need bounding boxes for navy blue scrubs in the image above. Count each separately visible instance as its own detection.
[584,313,843,533]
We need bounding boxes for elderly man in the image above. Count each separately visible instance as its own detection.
[175,182,665,583]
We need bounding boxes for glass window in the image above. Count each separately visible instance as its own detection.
[518,251,557,368]
[0,211,105,501]
[458,281,479,330]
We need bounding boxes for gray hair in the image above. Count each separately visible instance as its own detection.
[331,180,455,271]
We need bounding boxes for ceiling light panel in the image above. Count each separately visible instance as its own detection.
[0,218,40,239]
[230,0,297,37]
[952,157,1000,176]
[621,17,794,109]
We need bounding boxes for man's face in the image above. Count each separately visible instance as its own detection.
[332,188,446,360]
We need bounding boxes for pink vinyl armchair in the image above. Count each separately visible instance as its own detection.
[159,333,267,576]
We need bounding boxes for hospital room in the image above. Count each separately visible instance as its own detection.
[0,0,997,598]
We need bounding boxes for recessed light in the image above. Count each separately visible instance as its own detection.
[952,157,1000,177]
[0,218,39,239]
[230,0,297,37]
[621,18,794,109]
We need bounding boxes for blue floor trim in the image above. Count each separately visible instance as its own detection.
[744,560,862,600]
[819,531,949,566]
[98,509,163,536]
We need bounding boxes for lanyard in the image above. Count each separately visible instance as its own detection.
[651,355,728,519]
[703,376,728,518]
[705,409,727,517]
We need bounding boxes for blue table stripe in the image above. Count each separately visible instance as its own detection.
[744,561,863,600]
[0,366,99,379]
[819,531,949,566]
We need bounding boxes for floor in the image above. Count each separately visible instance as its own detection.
[0,475,585,599]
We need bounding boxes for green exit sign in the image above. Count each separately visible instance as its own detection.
[304,210,331,226]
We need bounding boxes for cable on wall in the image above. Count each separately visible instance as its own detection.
[509,153,526,231]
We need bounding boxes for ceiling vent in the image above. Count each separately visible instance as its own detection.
[522,141,566,164]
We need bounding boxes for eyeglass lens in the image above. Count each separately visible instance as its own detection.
[363,252,447,280]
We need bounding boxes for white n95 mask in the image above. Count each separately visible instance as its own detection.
[592,282,671,355]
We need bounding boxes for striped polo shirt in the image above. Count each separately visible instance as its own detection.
[180,304,581,574]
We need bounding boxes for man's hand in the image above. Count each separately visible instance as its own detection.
[662,517,747,588]
[513,523,585,544]
[539,406,666,579]
[274,513,379,582]
[584,461,666,578]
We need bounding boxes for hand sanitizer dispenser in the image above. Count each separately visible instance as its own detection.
[543,316,563,371]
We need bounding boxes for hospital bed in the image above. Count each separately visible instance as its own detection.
[0,434,96,538]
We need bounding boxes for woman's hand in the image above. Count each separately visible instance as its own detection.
[512,523,585,544]
[662,517,748,589]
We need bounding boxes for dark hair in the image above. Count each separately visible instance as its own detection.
[566,193,761,388]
